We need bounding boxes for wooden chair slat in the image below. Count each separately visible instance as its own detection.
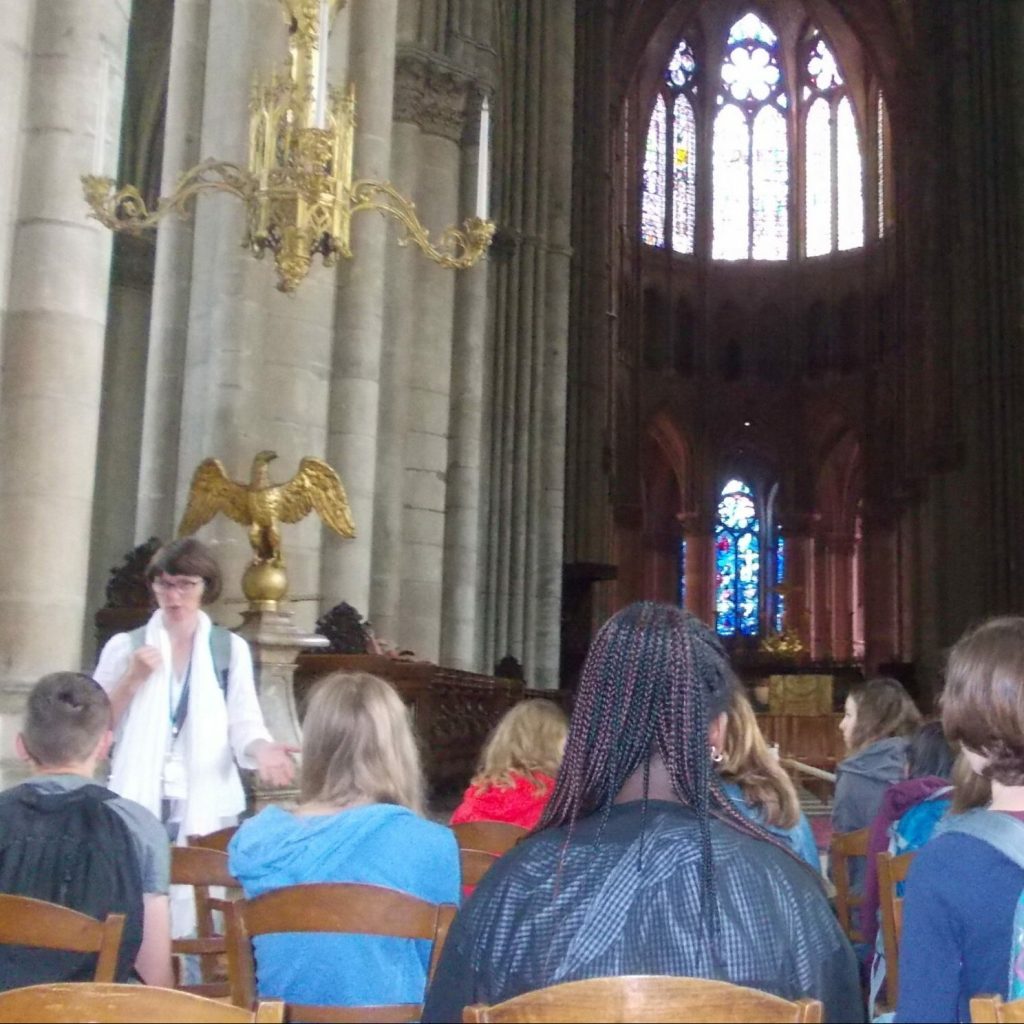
[188,826,240,853]
[461,975,824,1023]
[971,994,1024,1023]
[0,895,124,983]
[877,849,915,1008]
[460,847,500,888]
[226,883,457,1023]
[830,827,870,944]
[452,821,528,855]
[0,982,284,1023]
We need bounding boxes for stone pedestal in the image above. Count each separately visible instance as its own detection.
[235,606,328,811]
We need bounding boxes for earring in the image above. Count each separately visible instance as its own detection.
[710,745,724,763]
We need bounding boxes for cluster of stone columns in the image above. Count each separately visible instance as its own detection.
[0,0,574,784]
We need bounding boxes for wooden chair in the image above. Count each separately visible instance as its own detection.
[0,894,124,983]
[830,827,870,943]
[460,847,500,888]
[461,975,824,1023]
[171,845,240,997]
[877,849,915,1007]
[188,825,240,853]
[226,882,457,1023]
[452,821,528,856]
[0,982,284,1022]
[971,995,1024,1023]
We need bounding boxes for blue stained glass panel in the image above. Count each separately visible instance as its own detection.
[728,13,777,46]
[642,95,667,247]
[667,40,697,89]
[678,538,687,607]
[715,479,761,637]
[774,534,786,632]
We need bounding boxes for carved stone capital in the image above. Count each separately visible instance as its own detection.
[394,50,470,142]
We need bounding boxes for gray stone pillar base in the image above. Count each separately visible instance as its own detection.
[235,607,327,812]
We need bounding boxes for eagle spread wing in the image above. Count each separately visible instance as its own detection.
[274,457,356,538]
[177,458,252,536]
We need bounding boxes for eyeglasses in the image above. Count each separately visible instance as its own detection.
[151,576,204,594]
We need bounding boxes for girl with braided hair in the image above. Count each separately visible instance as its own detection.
[423,603,861,1023]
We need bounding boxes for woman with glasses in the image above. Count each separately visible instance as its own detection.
[93,538,295,846]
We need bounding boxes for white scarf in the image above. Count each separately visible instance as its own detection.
[108,609,247,837]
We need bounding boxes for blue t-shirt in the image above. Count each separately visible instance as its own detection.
[228,802,460,1008]
[896,829,1024,1023]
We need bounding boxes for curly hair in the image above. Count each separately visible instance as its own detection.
[471,699,568,794]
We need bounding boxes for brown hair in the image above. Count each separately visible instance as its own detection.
[147,538,222,603]
[848,677,921,753]
[720,689,800,830]
[942,616,1024,786]
[471,699,568,794]
[22,673,111,767]
[950,748,992,813]
[300,672,425,814]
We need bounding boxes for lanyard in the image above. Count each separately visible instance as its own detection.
[169,657,192,740]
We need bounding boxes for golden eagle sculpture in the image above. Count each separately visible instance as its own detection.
[178,450,355,567]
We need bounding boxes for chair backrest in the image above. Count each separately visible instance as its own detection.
[171,846,240,997]
[188,825,240,853]
[877,849,915,1006]
[460,847,500,888]
[452,821,528,856]
[461,975,824,1023]
[830,827,870,943]
[0,894,124,983]
[226,882,458,1023]
[971,994,1024,1023]
[0,982,284,1023]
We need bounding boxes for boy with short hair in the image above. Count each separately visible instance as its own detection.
[0,672,172,989]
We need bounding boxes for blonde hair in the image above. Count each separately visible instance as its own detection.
[719,688,800,830]
[471,699,568,794]
[300,672,425,815]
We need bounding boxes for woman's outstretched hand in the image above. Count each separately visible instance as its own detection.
[249,740,300,787]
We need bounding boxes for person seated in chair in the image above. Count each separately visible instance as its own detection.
[422,603,862,1023]
[228,672,461,1010]
[0,672,172,989]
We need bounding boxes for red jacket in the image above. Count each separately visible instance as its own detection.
[450,772,556,831]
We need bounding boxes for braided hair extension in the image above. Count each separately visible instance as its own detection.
[538,602,807,956]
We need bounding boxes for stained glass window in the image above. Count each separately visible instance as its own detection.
[774,533,786,632]
[672,95,696,253]
[712,14,788,261]
[678,538,687,607]
[805,98,831,256]
[715,478,760,636]
[803,33,863,255]
[642,95,667,247]
[836,97,863,249]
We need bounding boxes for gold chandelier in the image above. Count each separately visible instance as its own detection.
[81,0,494,293]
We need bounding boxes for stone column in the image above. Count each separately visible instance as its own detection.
[398,62,465,662]
[135,0,212,541]
[441,90,491,671]
[321,0,398,618]
[779,516,817,653]
[827,533,855,661]
[0,0,130,780]
[174,0,334,629]
[862,511,900,671]
[0,2,34,351]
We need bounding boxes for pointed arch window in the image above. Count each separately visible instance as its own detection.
[715,478,760,636]
[803,33,864,254]
[638,15,877,261]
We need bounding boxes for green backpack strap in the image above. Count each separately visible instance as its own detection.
[126,624,231,698]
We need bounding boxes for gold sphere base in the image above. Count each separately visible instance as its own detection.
[242,561,289,611]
